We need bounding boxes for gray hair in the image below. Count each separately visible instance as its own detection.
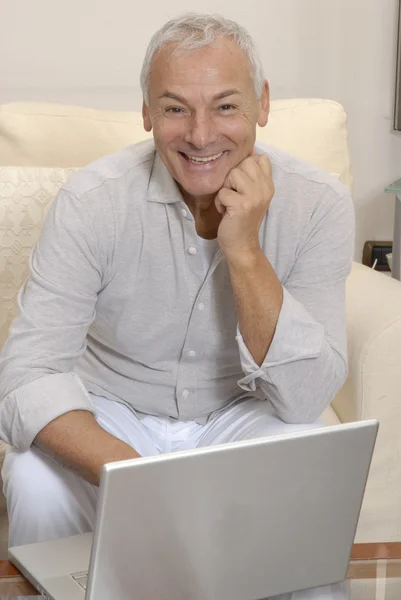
[140,13,265,105]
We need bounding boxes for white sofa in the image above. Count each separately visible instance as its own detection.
[0,99,401,543]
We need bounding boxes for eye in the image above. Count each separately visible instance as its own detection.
[165,107,185,114]
[219,104,236,112]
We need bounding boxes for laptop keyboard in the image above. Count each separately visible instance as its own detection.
[71,570,88,590]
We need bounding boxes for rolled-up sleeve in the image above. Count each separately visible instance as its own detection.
[236,192,354,423]
[0,189,103,450]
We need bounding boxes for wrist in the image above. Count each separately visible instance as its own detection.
[224,246,264,269]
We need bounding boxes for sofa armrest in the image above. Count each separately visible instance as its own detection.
[332,261,401,541]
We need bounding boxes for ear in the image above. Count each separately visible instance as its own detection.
[142,100,152,132]
[257,80,270,128]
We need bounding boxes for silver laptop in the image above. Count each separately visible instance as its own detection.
[9,420,378,600]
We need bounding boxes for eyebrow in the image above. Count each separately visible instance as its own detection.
[158,89,241,103]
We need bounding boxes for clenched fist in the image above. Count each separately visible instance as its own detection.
[215,153,275,260]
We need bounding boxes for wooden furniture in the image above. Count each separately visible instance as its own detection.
[0,559,37,596]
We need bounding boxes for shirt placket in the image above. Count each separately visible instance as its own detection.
[175,201,223,421]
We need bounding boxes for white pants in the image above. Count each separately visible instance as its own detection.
[2,395,349,600]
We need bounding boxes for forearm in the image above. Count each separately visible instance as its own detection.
[34,410,141,486]
[256,340,347,423]
[226,249,283,366]
[235,280,349,423]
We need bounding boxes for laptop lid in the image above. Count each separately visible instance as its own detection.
[85,420,378,600]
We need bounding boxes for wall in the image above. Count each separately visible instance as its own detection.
[1,0,401,260]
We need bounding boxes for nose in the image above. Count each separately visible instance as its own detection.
[183,113,218,150]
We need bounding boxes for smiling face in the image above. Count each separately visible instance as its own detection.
[142,38,270,204]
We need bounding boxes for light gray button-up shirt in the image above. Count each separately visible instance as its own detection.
[0,140,354,451]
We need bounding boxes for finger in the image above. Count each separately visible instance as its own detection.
[216,187,239,209]
[224,167,250,194]
[235,156,260,180]
[254,154,272,178]
[215,193,226,214]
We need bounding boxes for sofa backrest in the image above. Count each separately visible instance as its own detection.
[0,99,352,188]
[0,98,352,346]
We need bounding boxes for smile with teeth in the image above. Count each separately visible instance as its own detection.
[182,151,224,164]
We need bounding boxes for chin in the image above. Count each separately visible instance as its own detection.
[180,181,222,198]
[179,171,228,195]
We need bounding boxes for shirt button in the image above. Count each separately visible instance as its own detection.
[188,246,197,255]
[182,389,189,398]
[181,208,188,218]
[198,303,205,311]
[188,350,196,358]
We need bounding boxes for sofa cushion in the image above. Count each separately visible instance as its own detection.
[0,99,352,189]
[320,405,341,426]
[0,166,78,346]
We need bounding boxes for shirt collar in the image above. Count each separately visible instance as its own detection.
[147,151,183,204]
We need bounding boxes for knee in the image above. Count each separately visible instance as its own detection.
[3,448,97,546]
[3,448,65,514]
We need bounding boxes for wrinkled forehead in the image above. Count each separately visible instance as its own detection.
[148,39,254,99]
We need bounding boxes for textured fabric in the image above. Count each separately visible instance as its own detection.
[0,166,78,346]
[0,139,354,450]
[0,100,352,190]
[3,394,348,600]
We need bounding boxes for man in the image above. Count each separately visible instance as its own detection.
[0,13,353,600]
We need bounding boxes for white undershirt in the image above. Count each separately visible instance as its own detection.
[196,235,219,275]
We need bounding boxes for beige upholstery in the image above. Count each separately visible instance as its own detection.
[0,100,400,543]
[0,167,78,344]
[0,99,352,188]
[333,263,401,542]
